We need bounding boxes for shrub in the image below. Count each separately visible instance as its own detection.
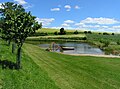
[74,30,78,34]
[100,39,110,47]
[103,32,109,35]
[88,31,92,34]
[82,37,87,40]
[117,41,120,45]
[54,31,58,35]
[112,33,114,35]
[84,31,87,34]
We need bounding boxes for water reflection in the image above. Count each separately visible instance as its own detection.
[39,42,104,55]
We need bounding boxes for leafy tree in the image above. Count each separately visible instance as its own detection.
[111,33,114,35]
[88,31,92,34]
[54,31,58,35]
[98,33,101,35]
[84,31,87,34]
[0,2,42,69]
[59,28,66,35]
[74,30,78,34]
[103,32,109,35]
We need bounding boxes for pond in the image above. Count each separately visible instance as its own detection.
[38,42,105,55]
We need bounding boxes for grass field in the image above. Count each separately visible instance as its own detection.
[1,40,120,89]
[37,28,76,33]
[24,43,120,89]
[27,34,86,42]
[0,41,60,89]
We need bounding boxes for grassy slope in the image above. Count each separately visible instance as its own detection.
[24,43,120,89]
[37,28,76,33]
[0,41,60,89]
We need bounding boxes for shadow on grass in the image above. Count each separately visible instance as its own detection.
[0,59,18,70]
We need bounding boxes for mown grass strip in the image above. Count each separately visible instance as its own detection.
[0,41,60,89]
[24,43,120,89]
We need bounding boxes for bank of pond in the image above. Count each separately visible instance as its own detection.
[26,41,120,56]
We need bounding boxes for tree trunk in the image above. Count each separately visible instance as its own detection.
[16,47,21,69]
[8,40,11,46]
[12,43,16,53]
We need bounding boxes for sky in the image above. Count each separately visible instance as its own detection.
[0,0,120,32]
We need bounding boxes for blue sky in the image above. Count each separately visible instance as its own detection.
[0,0,120,32]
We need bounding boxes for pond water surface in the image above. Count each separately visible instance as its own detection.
[39,42,105,55]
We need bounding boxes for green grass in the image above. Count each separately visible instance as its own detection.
[24,43,120,89]
[0,40,60,89]
[27,34,86,42]
[37,28,59,33]
[1,40,120,89]
[37,28,77,33]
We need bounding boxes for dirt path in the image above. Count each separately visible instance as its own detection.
[63,53,120,58]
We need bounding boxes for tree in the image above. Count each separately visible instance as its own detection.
[84,31,87,34]
[111,33,114,35]
[59,28,66,35]
[0,2,42,69]
[74,30,78,34]
[54,31,58,35]
[88,31,92,34]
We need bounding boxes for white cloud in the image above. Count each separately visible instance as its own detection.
[61,23,70,27]
[73,17,120,32]
[64,5,71,9]
[112,26,120,29]
[75,22,85,26]
[36,18,55,26]
[0,3,2,8]
[0,3,4,9]
[14,0,33,9]
[75,5,80,9]
[64,20,74,24]
[61,20,75,28]
[14,0,27,5]
[51,8,60,11]
[81,17,119,25]
[64,5,71,11]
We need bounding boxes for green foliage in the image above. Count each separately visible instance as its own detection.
[84,31,87,34]
[59,28,66,35]
[73,30,78,34]
[0,2,42,47]
[86,34,120,54]
[0,2,42,68]
[88,31,92,34]
[117,41,120,45]
[84,31,92,34]
[111,33,115,35]
[54,31,58,35]
[103,32,109,35]
[100,39,110,47]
